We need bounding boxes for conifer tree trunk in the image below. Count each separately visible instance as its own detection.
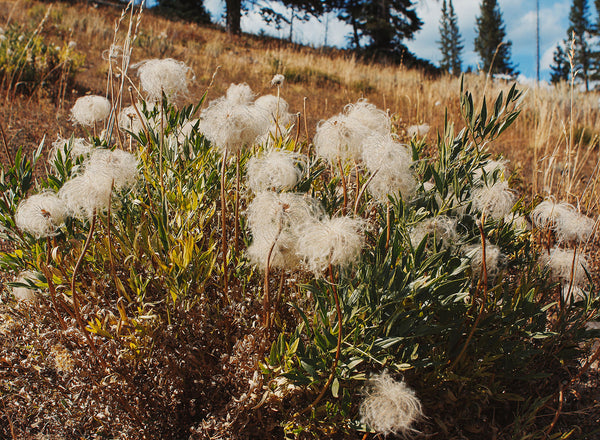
[226,0,241,35]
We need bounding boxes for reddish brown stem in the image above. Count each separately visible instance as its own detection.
[41,264,67,331]
[70,212,106,369]
[544,385,563,436]
[0,119,13,167]
[450,217,488,369]
[301,263,343,414]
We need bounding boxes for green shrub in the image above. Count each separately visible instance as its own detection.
[0,24,83,97]
[1,80,598,439]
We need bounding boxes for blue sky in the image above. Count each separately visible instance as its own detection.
[202,0,576,81]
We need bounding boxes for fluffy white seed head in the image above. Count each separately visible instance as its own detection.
[254,95,295,145]
[59,174,107,219]
[50,137,93,164]
[531,197,575,229]
[118,102,163,135]
[466,240,504,280]
[407,124,430,137]
[247,192,325,234]
[295,216,366,274]
[85,149,139,191]
[472,180,516,220]
[48,137,93,175]
[12,271,39,302]
[246,192,324,270]
[200,98,269,154]
[554,209,596,242]
[410,216,458,248]
[314,115,370,164]
[271,74,285,87]
[15,192,67,238]
[247,149,305,193]
[137,58,191,102]
[254,94,293,126]
[71,95,111,126]
[119,105,145,134]
[59,149,138,219]
[225,83,254,105]
[539,247,589,286]
[345,99,391,135]
[359,371,423,436]
[363,134,416,202]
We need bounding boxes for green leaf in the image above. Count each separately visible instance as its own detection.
[331,377,340,398]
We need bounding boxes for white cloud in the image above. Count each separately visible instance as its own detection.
[406,0,570,78]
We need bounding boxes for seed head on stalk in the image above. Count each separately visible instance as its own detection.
[15,191,67,239]
[136,58,192,102]
[359,371,423,436]
[71,95,111,127]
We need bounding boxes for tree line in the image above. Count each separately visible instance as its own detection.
[550,0,600,90]
[155,0,437,69]
[153,0,600,85]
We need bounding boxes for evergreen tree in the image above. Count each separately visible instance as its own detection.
[550,42,571,84]
[334,0,422,54]
[438,0,463,75]
[438,0,464,75]
[590,0,600,82]
[438,0,452,72]
[567,0,592,90]
[448,0,463,75]
[155,0,211,24]
[474,0,515,75]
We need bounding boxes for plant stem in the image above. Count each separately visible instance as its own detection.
[234,151,240,256]
[565,243,579,310]
[544,385,563,437]
[337,158,347,213]
[353,170,377,215]
[0,120,13,167]
[220,153,229,303]
[159,94,165,198]
[450,217,488,369]
[264,221,283,331]
[301,263,342,414]
[303,97,309,150]
[128,87,150,143]
[385,201,391,250]
[70,212,106,368]
[41,262,67,331]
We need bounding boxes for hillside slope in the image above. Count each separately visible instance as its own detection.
[0,0,599,205]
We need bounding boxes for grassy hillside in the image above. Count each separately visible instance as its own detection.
[1,1,600,440]
[1,0,599,206]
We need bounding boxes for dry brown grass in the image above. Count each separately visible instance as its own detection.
[1,0,599,217]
